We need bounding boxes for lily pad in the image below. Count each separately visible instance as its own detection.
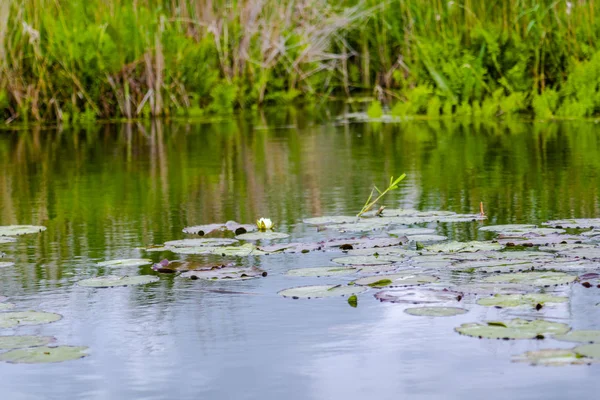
[425,241,503,253]
[482,271,577,286]
[0,335,56,349]
[405,307,468,317]
[558,247,600,260]
[171,243,264,256]
[258,243,322,254]
[476,294,568,308]
[449,259,532,272]
[164,238,238,248]
[278,285,366,299]
[0,346,88,364]
[389,228,436,236]
[0,225,47,236]
[180,266,267,281]
[235,232,290,241]
[181,223,224,236]
[513,349,596,366]
[455,318,570,339]
[321,237,406,250]
[303,216,357,225]
[77,275,159,288]
[96,258,152,267]
[450,283,535,295]
[0,303,16,311]
[436,214,486,222]
[331,255,402,266]
[406,234,448,242]
[0,262,15,268]
[0,237,17,244]
[375,288,463,304]
[337,222,390,232]
[286,267,357,277]
[498,234,583,246]
[0,311,62,328]
[554,330,600,344]
[479,224,537,233]
[574,344,600,359]
[354,273,438,288]
[544,219,600,229]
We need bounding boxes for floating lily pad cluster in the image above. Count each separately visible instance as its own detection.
[0,298,88,364]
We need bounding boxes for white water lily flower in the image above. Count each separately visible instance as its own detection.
[256,218,273,231]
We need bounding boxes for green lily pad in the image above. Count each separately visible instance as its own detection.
[0,237,17,244]
[171,243,264,256]
[0,346,88,364]
[558,247,600,260]
[554,330,600,344]
[337,222,390,232]
[0,225,47,236]
[450,283,535,295]
[331,255,402,266]
[449,259,532,272]
[235,232,290,240]
[482,271,577,286]
[479,224,537,233]
[513,349,596,366]
[0,303,16,311]
[303,216,357,225]
[0,262,15,268]
[77,275,159,288]
[165,238,238,248]
[544,219,600,229]
[476,294,568,308]
[346,248,418,257]
[406,234,448,242]
[374,288,463,304]
[574,344,600,359]
[0,335,56,349]
[286,267,357,277]
[425,241,503,253]
[357,264,402,274]
[405,307,468,317]
[181,223,224,236]
[0,311,62,328]
[582,230,600,237]
[278,285,366,299]
[181,266,267,280]
[389,228,436,236]
[354,273,438,288]
[455,318,570,339]
[436,214,486,222]
[96,258,152,267]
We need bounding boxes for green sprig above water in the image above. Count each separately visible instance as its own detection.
[357,174,406,218]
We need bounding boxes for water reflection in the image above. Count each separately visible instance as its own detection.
[1,118,600,398]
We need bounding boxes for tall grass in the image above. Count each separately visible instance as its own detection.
[2,0,600,123]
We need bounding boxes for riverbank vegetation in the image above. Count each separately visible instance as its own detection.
[1,0,600,123]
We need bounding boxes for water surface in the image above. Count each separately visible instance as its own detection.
[1,118,600,399]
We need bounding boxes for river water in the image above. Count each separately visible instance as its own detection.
[1,117,599,399]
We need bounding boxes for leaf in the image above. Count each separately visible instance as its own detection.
[0,335,56,350]
[455,319,570,339]
[0,346,88,364]
[405,307,467,317]
[347,295,358,307]
[0,311,62,328]
[278,285,366,299]
[0,225,47,236]
[77,275,159,288]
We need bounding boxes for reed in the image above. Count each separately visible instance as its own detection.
[1,0,600,123]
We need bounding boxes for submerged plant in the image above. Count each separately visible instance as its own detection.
[357,174,406,217]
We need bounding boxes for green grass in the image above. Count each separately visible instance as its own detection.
[2,0,600,123]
